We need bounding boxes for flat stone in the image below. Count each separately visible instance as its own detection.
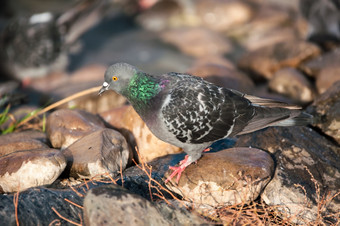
[0,148,66,193]
[0,130,48,157]
[161,27,232,58]
[307,81,340,144]
[62,128,131,178]
[235,126,340,223]
[269,67,315,103]
[83,185,170,225]
[238,41,321,80]
[165,148,274,206]
[46,109,105,149]
[187,62,255,93]
[100,105,181,162]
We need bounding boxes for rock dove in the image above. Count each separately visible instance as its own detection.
[0,0,109,83]
[99,63,312,184]
[299,0,340,46]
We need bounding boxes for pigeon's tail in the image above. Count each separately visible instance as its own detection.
[237,95,313,135]
[273,111,314,127]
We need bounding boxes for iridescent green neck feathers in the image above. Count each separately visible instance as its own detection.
[124,72,161,104]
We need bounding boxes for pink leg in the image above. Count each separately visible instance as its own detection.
[165,155,191,184]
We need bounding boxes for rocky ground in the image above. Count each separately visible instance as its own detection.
[0,0,339,225]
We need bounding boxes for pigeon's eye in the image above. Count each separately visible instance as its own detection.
[112,76,118,81]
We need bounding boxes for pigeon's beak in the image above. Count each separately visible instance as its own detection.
[98,82,110,95]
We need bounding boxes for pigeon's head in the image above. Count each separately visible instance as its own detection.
[99,63,139,95]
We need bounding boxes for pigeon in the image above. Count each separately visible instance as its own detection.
[0,0,109,84]
[299,0,340,47]
[99,63,312,184]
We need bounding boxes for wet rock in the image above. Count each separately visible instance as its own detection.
[235,127,340,223]
[0,148,66,193]
[238,41,321,80]
[83,184,169,225]
[316,66,340,94]
[307,81,340,144]
[269,67,315,103]
[187,63,255,93]
[0,130,48,157]
[165,148,274,206]
[100,105,181,162]
[62,128,131,178]
[161,27,232,58]
[46,109,105,149]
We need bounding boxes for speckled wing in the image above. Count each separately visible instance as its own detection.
[161,75,255,144]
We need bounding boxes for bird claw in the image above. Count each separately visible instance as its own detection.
[165,155,189,184]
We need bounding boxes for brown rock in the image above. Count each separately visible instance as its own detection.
[0,148,66,193]
[235,5,300,50]
[299,48,340,77]
[307,81,340,144]
[238,41,321,80]
[161,27,232,58]
[187,63,255,93]
[165,148,274,206]
[62,129,131,178]
[100,105,181,162]
[269,67,315,103]
[46,109,105,149]
[235,127,340,223]
[316,67,340,94]
[196,0,253,31]
[83,185,169,225]
[0,130,48,157]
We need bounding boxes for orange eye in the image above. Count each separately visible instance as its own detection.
[112,76,118,81]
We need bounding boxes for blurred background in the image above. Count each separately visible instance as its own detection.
[0,0,339,123]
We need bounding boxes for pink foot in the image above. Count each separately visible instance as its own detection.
[165,155,190,184]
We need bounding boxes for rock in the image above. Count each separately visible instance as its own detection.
[235,127,340,223]
[299,48,340,77]
[235,5,300,51]
[316,66,340,94]
[136,0,183,32]
[161,27,232,58]
[100,105,182,162]
[136,0,252,32]
[62,129,131,178]
[269,67,315,103]
[83,185,170,225]
[307,81,340,144]
[187,63,255,93]
[165,148,274,206]
[0,148,66,193]
[238,41,321,80]
[155,200,208,225]
[195,0,253,32]
[0,186,84,225]
[0,130,48,157]
[46,109,105,149]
